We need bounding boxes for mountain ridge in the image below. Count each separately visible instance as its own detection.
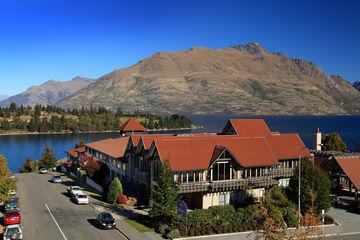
[0,76,93,107]
[56,43,360,115]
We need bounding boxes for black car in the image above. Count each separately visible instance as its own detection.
[97,212,116,229]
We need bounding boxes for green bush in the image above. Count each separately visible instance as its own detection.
[107,177,123,204]
[284,209,298,227]
[188,227,195,236]
[209,205,236,225]
[166,229,180,239]
[187,209,213,228]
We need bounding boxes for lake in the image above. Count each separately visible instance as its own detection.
[0,115,359,172]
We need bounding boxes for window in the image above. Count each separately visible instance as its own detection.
[195,172,200,182]
[289,160,293,168]
[212,162,231,181]
[188,172,194,182]
[219,194,226,205]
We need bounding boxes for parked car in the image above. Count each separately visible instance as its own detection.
[5,197,20,211]
[3,224,23,240]
[51,175,62,183]
[72,192,89,204]
[4,210,21,225]
[97,212,116,229]
[67,186,82,196]
[7,189,16,195]
[38,168,47,174]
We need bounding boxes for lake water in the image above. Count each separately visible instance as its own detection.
[0,115,359,172]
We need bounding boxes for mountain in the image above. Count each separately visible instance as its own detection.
[57,43,360,115]
[0,77,93,107]
[353,81,360,92]
[0,95,10,102]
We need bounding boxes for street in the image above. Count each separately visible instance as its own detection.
[16,173,128,240]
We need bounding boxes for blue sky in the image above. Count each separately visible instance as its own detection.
[0,0,359,95]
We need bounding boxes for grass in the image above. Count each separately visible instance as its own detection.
[123,218,152,233]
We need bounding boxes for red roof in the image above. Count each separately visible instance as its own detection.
[153,137,278,171]
[225,119,272,137]
[335,156,360,190]
[267,134,310,160]
[65,147,85,158]
[86,137,129,158]
[119,119,146,132]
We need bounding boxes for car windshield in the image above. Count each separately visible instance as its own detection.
[53,176,60,179]
[101,213,113,221]
[6,211,18,217]
[73,187,80,190]
[78,195,87,198]
[6,227,20,237]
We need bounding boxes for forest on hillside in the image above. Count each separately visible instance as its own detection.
[0,103,192,133]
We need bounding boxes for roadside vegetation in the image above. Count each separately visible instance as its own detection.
[19,144,57,173]
[322,132,348,152]
[0,155,16,203]
[0,103,193,134]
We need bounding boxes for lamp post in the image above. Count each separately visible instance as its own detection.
[298,146,308,228]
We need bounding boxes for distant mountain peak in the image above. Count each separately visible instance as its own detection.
[231,42,268,55]
[0,76,93,107]
[353,80,360,92]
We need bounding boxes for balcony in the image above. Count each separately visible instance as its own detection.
[268,168,295,178]
[179,177,278,193]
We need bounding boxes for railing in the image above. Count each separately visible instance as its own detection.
[267,168,295,178]
[178,177,278,193]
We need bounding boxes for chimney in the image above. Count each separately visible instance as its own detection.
[313,128,322,151]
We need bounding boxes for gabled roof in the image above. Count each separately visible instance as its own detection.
[85,137,129,159]
[267,134,310,160]
[152,137,279,171]
[223,119,272,137]
[65,147,85,158]
[119,119,146,132]
[335,155,360,190]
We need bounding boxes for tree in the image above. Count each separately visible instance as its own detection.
[149,160,179,223]
[107,177,123,204]
[39,144,56,169]
[322,133,347,152]
[0,155,15,203]
[75,137,85,148]
[19,158,38,173]
[288,158,331,215]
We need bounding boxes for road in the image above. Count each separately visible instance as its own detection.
[17,173,128,240]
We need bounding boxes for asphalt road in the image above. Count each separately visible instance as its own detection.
[17,173,128,240]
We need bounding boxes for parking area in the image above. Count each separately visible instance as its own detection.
[16,173,128,240]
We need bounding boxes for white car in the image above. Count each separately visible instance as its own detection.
[38,168,47,174]
[51,175,62,183]
[3,224,23,240]
[7,189,16,195]
[73,191,89,204]
[67,186,82,196]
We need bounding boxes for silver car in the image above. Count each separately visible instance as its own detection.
[51,175,62,183]
[3,224,23,240]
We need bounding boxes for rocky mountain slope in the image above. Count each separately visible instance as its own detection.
[0,77,93,107]
[57,43,360,115]
[0,95,9,102]
[353,81,360,92]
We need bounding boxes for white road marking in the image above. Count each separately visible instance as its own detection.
[45,203,68,240]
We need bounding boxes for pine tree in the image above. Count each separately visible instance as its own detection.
[39,144,56,169]
[149,160,179,222]
[19,158,38,173]
[107,177,123,203]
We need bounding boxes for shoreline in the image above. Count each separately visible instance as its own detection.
[0,126,201,136]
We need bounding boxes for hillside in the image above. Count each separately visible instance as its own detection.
[0,95,9,102]
[354,81,360,92]
[0,76,93,107]
[57,43,360,115]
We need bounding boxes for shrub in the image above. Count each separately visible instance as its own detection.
[178,227,186,236]
[324,214,334,225]
[209,205,236,225]
[194,228,201,236]
[188,227,195,236]
[167,229,180,239]
[117,194,128,204]
[187,209,213,228]
[157,224,169,235]
[205,226,213,235]
[107,177,123,204]
[284,209,298,228]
